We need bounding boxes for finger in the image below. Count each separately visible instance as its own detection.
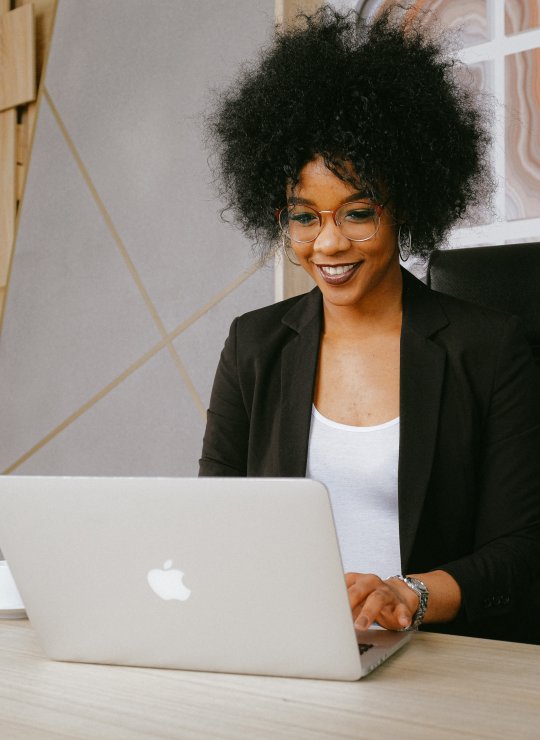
[349,588,367,612]
[396,602,413,629]
[359,585,410,623]
[376,601,414,631]
[346,573,383,593]
[352,594,392,621]
[347,573,384,610]
[354,588,395,630]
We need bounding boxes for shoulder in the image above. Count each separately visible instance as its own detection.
[233,288,322,344]
[403,267,519,337]
[434,289,519,345]
[236,292,305,328]
[435,290,531,376]
[403,268,534,378]
[433,287,511,325]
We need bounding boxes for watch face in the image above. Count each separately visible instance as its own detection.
[407,577,428,595]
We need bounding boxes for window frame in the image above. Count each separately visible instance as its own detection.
[355,0,540,249]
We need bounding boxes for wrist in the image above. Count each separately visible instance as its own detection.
[386,576,419,612]
[388,575,429,630]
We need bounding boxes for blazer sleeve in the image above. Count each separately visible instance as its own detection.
[439,315,540,623]
[199,318,250,476]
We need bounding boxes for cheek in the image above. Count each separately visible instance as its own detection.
[372,231,398,261]
[288,244,311,269]
[291,244,310,262]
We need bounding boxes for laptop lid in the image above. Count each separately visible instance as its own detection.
[0,476,382,680]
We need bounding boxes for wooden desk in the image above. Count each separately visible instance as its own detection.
[0,620,539,739]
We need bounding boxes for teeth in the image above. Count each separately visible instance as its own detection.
[321,264,356,276]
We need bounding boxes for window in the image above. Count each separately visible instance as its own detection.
[356,0,540,255]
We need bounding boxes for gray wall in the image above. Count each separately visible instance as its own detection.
[0,0,275,477]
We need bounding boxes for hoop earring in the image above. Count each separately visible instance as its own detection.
[398,224,412,262]
[282,235,301,266]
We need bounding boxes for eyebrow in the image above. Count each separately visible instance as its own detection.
[286,190,374,206]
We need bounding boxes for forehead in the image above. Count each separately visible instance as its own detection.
[287,157,370,204]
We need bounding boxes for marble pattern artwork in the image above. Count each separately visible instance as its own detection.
[506,0,540,35]
[358,0,489,47]
[506,47,540,220]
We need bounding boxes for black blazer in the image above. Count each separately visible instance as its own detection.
[200,269,540,641]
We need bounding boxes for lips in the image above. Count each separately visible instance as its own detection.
[315,262,362,285]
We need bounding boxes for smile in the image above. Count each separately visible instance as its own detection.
[315,262,362,285]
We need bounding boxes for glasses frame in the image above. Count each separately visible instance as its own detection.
[275,199,387,244]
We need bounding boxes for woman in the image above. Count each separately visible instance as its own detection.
[199,6,540,641]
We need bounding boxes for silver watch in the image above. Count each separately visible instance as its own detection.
[390,575,429,631]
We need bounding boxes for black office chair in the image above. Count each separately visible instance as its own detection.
[427,242,540,644]
[427,242,540,365]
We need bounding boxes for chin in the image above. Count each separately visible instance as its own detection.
[318,283,366,307]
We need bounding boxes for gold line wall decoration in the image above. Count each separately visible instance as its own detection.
[1,0,275,477]
[3,260,262,473]
[43,86,207,419]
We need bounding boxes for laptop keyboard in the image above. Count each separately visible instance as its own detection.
[358,643,374,655]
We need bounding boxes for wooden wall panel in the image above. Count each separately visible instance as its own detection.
[0,108,16,291]
[0,4,35,112]
[276,0,323,25]
[15,0,56,194]
[276,0,320,299]
[18,0,56,85]
[0,0,17,312]
[1,0,56,330]
[15,0,57,205]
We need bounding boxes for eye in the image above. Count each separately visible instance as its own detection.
[341,204,376,223]
[288,208,319,226]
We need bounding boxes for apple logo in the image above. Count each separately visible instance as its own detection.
[147,560,191,602]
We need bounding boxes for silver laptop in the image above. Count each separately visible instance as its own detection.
[0,476,410,680]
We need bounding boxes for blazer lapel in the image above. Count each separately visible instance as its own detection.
[274,272,449,571]
[278,289,323,476]
[398,270,448,569]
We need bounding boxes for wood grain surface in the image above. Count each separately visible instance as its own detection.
[0,107,15,288]
[0,620,539,739]
[0,5,35,112]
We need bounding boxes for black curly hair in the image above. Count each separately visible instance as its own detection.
[206,4,493,260]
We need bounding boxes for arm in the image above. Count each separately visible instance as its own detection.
[347,570,461,630]
[438,316,540,625]
[199,318,250,476]
[349,316,540,632]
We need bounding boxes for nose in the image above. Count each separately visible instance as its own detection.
[312,214,350,256]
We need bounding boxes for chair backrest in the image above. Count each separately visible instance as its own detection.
[428,242,540,645]
[427,243,540,365]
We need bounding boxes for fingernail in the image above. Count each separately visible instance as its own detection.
[399,615,410,627]
[355,617,368,630]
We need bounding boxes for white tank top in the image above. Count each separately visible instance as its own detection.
[306,405,401,577]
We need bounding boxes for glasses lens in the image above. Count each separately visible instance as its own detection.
[281,205,320,242]
[336,201,379,241]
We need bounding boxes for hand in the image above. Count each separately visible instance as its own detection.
[345,572,419,631]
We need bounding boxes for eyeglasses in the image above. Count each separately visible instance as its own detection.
[276,200,385,243]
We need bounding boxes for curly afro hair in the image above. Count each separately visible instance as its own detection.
[206,4,493,260]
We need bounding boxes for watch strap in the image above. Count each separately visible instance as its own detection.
[389,575,429,631]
